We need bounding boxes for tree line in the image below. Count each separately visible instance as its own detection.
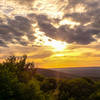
[0,55,100,100]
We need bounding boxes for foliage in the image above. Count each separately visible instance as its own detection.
[58,78,95,100]
[0,56,44,100]
[40,78,57,93]
[89,91,100,100]
[0,55,100,100]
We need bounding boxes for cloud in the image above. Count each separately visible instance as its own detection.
[57,25,100,44]
[64,13,91,24]
[36,14,57,38]
[30,51,53,59]
[0,40,8,47]
[8,16,32,32]
[9,0,35,6]
[37,15,100,44]
[1,0,100,47]
[61,0,100,44]
[83,52,100,58]
[0,16,35,47]
[35,0,100,45]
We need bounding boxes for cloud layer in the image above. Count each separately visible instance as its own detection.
[0,0,100,48]
[36,0,100,44]
[0,15,35,47]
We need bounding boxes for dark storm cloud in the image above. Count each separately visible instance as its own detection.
[36,14,100,44]
[64,0,100,25]
[57,25,100,44]
[28,14,57,38]
[35,0,100,45]
[8,16,32,33]
[7,16,35,41]
[36,14,57,38]
[62,0,100,44]
[0,16,35,47]
[1,0,100,47]
[64,13,91,24]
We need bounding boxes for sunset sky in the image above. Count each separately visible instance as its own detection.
[0,0,100,68]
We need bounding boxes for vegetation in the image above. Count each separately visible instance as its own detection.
[0,56,100,100]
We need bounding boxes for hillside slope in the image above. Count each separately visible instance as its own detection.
[37,67,100,80]
[36,68,77,79]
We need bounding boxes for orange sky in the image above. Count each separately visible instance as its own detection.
[0,0,100,68]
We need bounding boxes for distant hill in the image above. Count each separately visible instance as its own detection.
[36,68,77,79]
[36,67,100,80]
[50,67,100,78]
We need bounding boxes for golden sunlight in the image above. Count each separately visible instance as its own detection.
[59,18,80,28]
[45,39,67,51]
[34,28,67,51]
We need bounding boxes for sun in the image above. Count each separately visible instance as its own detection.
[48,40,67,51]
[34,36,67,51]
[34,28,67,51]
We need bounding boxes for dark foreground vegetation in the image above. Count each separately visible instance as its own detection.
[0,56,100,100]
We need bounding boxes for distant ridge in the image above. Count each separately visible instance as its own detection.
[36,67,100,79]
[50,67,100,78]
[36,68,78,79]
[37,67,100,79]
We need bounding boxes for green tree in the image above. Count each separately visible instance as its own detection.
[40,78,57,93]
[58,78,95,100]
[89,91,100,100]
[0,56,45,100]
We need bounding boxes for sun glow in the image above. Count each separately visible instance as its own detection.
[34,28,67,51]
[45,40,67,51]
[59,18,80,28]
